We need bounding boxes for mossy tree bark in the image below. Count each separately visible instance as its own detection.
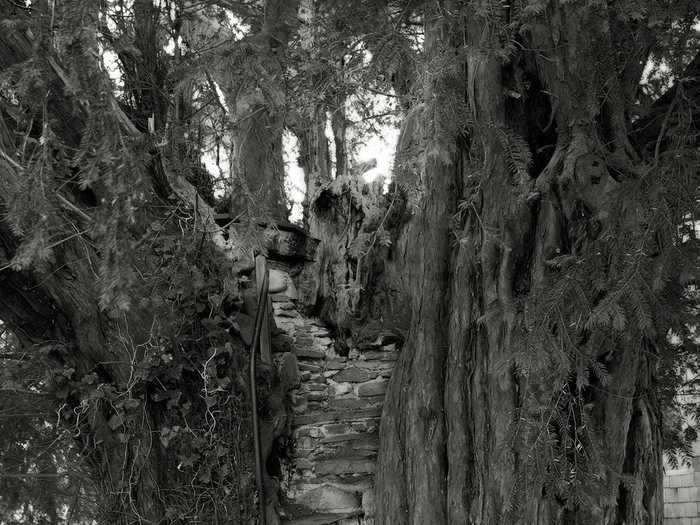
[0,4,256,523]
[376,2,696,523]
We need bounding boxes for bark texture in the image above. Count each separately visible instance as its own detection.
[0,4,256,522]
[376,8,457,523]
[185,0,298,221]
[375,1,689,523]
[226,0,298,221]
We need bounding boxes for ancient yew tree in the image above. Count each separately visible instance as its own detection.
[376,2,699,524]
[0,0,698,524]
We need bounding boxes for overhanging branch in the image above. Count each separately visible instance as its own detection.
[0,10,235,259]
[632,51,700,152]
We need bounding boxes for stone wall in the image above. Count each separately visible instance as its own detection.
[268,272,398,524]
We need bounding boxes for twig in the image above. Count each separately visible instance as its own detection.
[56,194,93,222]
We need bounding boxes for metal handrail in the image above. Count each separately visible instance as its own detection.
[249,264,269,525]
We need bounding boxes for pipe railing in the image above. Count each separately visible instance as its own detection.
[249,255,270,525]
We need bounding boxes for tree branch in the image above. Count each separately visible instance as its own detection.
[632,51,700,152]
[0,353,30,360]
[0,12,235,260]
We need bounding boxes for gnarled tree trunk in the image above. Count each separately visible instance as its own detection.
[375,1,691,523]
[224,0,298,222]
[0,3,257,522]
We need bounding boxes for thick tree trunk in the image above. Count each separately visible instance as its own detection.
[0,4,257,523]
[376,2,670,523]
[228,88,288,221]
[184,0,297,221]
[227,0,299,221]
[376,8,457,523]
[0,235,166,522]
[330,94,348,178]
[289,105,332,233]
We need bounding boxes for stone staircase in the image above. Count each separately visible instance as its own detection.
[266,270,398,524]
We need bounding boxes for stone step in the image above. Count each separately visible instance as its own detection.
[294,420,376,439]
[298,363,323,372]
[268,297,394,525]
[329,397,383,411]
[332,367,375,383]
[357,379,388,397]
[289,474,374,493]
[320,432,378,444]
[315,457,376,475]
[324,359,347,370]
[352,360,394,371]
[275,309,299,318]
[293,408,382,426]
[361,350,398,361]
[295,347,326,359]
[281,512,362,525]
[281,485,362,523]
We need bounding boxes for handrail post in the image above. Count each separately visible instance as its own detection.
[250,254,269,525]
[255,255,272,365]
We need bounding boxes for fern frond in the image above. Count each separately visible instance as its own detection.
[494,125,533,179]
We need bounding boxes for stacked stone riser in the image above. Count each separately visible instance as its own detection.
[269,278,397,524]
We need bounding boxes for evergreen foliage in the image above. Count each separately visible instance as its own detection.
[0,0,697,522]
